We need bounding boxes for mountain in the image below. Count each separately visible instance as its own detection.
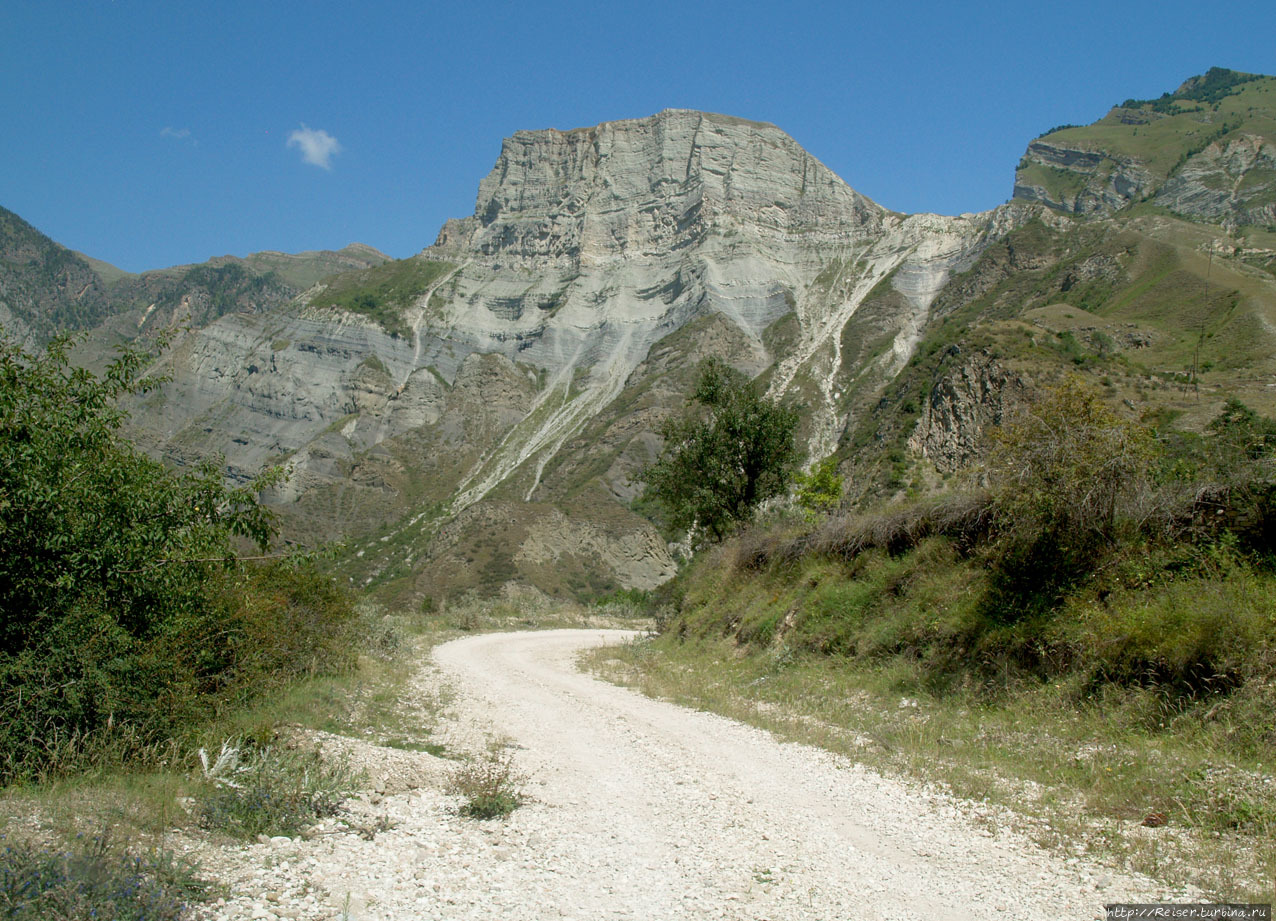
[0,206,116,346]
[1013,68,1276,227]
[6,73,1276,605]
[105,109,1011,599]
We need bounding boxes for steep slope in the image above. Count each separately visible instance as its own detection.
[0,206,115,346]
[115,109,1010,601]
[1014,68,1276,226]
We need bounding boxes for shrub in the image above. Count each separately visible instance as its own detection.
[794,456,844,519]
[448,751,525,820]
[989,376,1157,550]
[0,337,355,783]
[736,491,995,571]
[0,832,205,921]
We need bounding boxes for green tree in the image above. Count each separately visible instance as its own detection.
[794,456,844,519]
[641,358,799,543]
[0,335,351,781]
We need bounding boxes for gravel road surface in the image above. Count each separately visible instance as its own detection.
[197,628,1182,920]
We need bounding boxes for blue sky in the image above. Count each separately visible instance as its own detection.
[3,0,1273,273]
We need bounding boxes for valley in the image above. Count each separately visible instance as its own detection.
[4,66,1276,915]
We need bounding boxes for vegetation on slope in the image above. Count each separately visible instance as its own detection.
[610,376,1276,898]
[0,335,357,784]
[308,257,455,339]
[1041,69,1276,179]
[0,207,116,338]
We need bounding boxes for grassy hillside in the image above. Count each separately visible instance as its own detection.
[838,210,1276,503]
[1044,69,1276,182]
[1018,69,1276,227]
[595,382,1276,899]
[308,256,455,339]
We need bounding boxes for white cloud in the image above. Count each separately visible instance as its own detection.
[160,126,196,145]
[287,124,342,170]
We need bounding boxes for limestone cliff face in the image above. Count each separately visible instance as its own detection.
[113,110,1017,599]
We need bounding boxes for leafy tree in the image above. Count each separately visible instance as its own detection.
[0,335,351,781]
[794,456,844,519]
[641,358,799,544]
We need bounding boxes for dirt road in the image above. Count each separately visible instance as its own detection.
[197,628,1181,920]
[427,629,1171,920]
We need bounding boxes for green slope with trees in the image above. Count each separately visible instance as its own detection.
[0,335,356,784]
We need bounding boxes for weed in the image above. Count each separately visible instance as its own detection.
[448,751,526,820]
[193,740,359,839]
[0,830,206,921]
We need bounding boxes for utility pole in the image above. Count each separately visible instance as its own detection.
[1192,244,1213,396]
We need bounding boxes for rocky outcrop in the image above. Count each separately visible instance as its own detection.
[1154,134,1276,227]
[112,109,1023,598]
[1012,140,1156,215]
[907,349,1026,473]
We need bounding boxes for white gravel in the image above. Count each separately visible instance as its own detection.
[191,628,1192,920]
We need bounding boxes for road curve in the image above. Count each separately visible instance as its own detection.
[431,629,1166,921]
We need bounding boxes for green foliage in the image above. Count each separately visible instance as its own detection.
[0,832,206,921]
[193,741,356,839]
[1207,398,1276,468]
[0,337,356,783]
[309,258,455,339]
[673,377,1276,716]
[794,456,844,519]
[0,206,115,337]
[641,358,800,544]
[1036,123,1081,138]
[1121,67,1261,113]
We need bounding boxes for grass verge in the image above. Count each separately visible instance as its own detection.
[585,628,1275,902]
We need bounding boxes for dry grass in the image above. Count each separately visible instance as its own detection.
[737,492,996,571]
[585,634,1276,902]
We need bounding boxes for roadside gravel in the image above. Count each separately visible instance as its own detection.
[190,628,1193,920]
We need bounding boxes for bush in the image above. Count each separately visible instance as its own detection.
[794,456,844,519]
[0,337,355,783]
[0,832,205,921]
[193,740,358,839]
[989,376,1156,550]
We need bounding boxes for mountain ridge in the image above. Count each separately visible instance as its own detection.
[6,70,1274,603]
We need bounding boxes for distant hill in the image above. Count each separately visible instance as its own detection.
[0,206,115,345]
[0,206,390,350]
[1014,68,1276,228]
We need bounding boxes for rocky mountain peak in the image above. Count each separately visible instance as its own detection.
[441,109,884,267]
